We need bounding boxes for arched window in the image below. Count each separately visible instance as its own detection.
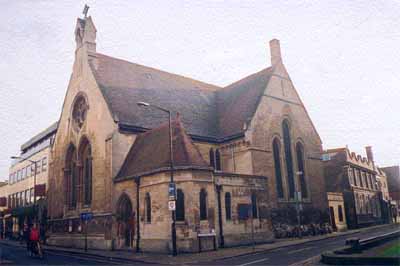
[209,149,215,168]
[215,149,221,171]
[251,193,258,218]
[272,138,284,198]
[296,142,308,198]
[176,189,185,221]
[338,205,344,222]
[80,138,92,206]
[145,193,151,223]
[65,145,78,209]
[225,192,232,220]
[200,188,208,220]
[282,120,295,198]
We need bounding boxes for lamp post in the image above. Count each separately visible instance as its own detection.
[11,156,37,206]
[137,102,177,256]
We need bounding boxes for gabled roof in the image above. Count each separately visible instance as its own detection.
[90,53,274,140]
[115,118,210,181]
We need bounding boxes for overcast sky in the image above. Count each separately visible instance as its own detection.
[0,0,399,180]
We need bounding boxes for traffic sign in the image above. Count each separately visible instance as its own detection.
[168,182,176,200]
[80,212,93,221]
[168,200,176,211]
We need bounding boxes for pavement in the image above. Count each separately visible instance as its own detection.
[0,223,398,265]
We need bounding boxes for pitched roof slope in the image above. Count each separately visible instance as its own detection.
[90,53,273,140]
[217,67,273,137]
[115,118,210,181]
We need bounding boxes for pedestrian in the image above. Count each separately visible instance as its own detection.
[23,223,30,254]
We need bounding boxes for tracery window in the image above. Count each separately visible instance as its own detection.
[65,145,78,209]
[72,95,88,131]
[272,138,284,198]
[282,120,295,198]
[80,138,92,206]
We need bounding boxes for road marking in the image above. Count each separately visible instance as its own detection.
[287,246,313,254]
[45,250,123,265]
[238,257,269,266]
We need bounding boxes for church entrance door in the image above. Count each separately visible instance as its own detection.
[117,194,135,248]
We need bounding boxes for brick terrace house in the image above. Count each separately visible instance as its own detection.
[47,15,328,252]
[323,147,385,229]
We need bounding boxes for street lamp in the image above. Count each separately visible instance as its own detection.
[11,156,38,206]
[137,101,177,256]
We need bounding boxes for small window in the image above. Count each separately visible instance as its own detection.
[338,205,344,222]
[30,188,34,203]
[42,157,47,171]
[200,188,208,220]
[176,189,185,221]
[27,189,31,204]
[36,161,41,173]
[209,149,215,168]
[27,165,31,177]
[225,192,232,220]
[251,193,258,218]
[353,168,358,186]
[215,149,221,171]
[145,193,151,223]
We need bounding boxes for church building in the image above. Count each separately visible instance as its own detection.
[47,14,328,252]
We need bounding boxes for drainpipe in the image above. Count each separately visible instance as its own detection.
[216,185,224,247]
[135,177,141,252]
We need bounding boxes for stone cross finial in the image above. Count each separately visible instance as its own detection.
[83,4,90,18]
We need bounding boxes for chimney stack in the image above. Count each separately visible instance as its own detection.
[269,39,282,66]
[365,146,374,163]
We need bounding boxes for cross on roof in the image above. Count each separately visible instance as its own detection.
[82,4,90,18]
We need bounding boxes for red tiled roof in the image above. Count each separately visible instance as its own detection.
[115,118,210,180]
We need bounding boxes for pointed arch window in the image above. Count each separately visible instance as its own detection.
[225,192,232,220]
[282,120,295,198]
[215,149,222,171]
[296,142,308,198]
[200,188,208,220]
[145,192,151,223]
[65,145,78,209]
[209,148,215,168]
[176,189,185,221]
[272,138,284,198]
[80,139,92,206]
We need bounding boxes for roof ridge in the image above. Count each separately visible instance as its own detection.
[95,52,221,91]
[221,66,273,90]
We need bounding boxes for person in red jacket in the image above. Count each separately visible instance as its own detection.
[29,223,42,257]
